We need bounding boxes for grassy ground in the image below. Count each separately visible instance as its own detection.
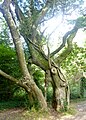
[0,98,86,120]
[0,100,24,111]
[0,98,85,111]
[70,98,86,103]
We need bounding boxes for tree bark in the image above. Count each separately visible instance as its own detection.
[0,1,47,110]
[45,65,70,111]
[0,0,70,111]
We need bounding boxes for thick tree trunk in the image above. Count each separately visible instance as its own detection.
[45,66,70,111]
[0,1,47,110]
[30,81,47,109]
[0,1,70,111]
[51,76,69,111]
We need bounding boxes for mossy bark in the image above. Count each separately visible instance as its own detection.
[45,66,70,111]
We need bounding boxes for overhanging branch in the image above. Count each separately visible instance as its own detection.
[50,28,77,57]
[55,31,77,64]
[0,70,29,90]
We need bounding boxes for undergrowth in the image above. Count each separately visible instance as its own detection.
[0,100,24,111]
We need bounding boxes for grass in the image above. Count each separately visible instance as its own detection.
[58,98,86,116]
[64,98,86,115]
[71,97,86,103]
[0,98,85,111]
[23,107,49,120]
[0,100,24,111]
[0,102,51,120]
[0,98,86,120]
[61,107,77,116]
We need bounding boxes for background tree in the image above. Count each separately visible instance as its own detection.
[0,0,86,111]
[61,42,86,98]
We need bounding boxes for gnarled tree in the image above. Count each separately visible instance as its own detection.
[0,0,86,111]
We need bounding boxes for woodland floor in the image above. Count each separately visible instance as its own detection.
[0,100,86,120]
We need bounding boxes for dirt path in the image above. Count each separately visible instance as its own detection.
[60,101,86,120]
[0,108,24,120]
[0,101,86,120]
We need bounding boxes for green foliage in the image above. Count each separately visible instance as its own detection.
[61,43,86,99]
[70,83,80,99]
[0,19,11,45]
[0,44,22,77]
[0,88,35,110]
[0,100,24,110]
[81,77,86,89]
[61,43,86,80]
[0,44,22,101]
[80,77,86,98]
[47,85,53,102]
[31,65,45,89]
[13,88,32,109]
[33,69,44,85]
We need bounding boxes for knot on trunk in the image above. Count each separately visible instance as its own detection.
[60,81,67,87]
[51,67,57,74]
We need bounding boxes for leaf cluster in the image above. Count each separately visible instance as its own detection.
[61,43,86,81]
